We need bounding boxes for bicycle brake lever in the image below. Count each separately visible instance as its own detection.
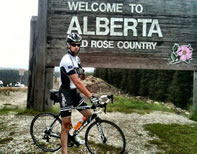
[107,95,114,104]
[104,104,107,114]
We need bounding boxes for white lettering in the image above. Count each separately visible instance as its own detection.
[129,4,143,13]
[117,41,157,50]
[81,40,88,47]
[91,40,97,48]
[138,19,152,37]
[116,3,123,13]
[129,4,136,13]
[110,18,123,36]
[99,3,106,12]
[124,18,138,36]
[148,19,163,37]
[91,40,114,48]
[68,1,78,11]
[83,16,95,35]
[78,2,85,11]
[135,4,143,13]
[96,17,110,35]
[67,1,123,13]
[67,16,82,34]
[91,2,99,12]
[67,16,163,38]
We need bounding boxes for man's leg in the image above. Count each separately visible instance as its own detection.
[61,116,72,154]
[80,109,92,121]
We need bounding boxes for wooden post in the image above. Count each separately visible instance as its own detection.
[43,67,54,110]
[193,71,197,112]
[32,0,48,111]
[27,16,37,109]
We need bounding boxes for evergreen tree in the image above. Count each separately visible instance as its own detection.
[139,70,151,97]
[120,69,128,91]
[154,70,174,101]
[167,71,193,109]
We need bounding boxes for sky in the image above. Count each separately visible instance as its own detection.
[0,0,94,72]
[0,0,38,70]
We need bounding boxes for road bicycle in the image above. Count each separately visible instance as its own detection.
[30,89,126,154]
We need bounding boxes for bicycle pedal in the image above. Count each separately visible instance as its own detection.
[75,142,80,147]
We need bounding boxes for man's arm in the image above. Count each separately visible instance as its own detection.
[69,74,92,98]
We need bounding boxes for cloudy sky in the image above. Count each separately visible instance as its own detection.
[0,0,94,72]
[0,0,38,70]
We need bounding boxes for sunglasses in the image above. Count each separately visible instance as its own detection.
[71,44,81,47]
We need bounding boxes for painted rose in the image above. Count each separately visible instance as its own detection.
[176,45,193,62]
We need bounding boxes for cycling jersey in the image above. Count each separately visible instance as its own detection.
[59,52,87,117]
[59,53,83,89]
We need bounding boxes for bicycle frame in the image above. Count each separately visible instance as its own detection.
[31,92,126,153]
[73,113,98,136]
[46,105,102,140]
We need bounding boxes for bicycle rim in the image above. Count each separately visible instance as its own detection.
[85,120,126,154]
[30,113,62,152]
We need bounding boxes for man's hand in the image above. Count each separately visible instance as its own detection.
[90,96,100,107]
[79,72,86,80]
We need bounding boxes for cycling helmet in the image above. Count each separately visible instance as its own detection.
[67,33,82,44]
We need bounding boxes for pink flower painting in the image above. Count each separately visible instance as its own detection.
[176,45,193,62]
[171,44,193,64]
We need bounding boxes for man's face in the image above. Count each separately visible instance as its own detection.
[68,43,80,54]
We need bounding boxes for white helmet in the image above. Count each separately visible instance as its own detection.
[67,33,82,44]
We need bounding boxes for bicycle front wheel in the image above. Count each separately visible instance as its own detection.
[30,112,62,152]
[85,120,126,154]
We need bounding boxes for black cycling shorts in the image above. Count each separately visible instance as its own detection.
[59,88,87,118]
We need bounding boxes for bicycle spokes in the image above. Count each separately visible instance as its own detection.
[85,120,126,154]
[30,113,62,152]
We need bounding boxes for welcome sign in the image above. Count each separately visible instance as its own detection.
[47,0,197,70]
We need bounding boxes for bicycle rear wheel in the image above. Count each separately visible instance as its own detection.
[30,112,62,152]
[85,120,126,154]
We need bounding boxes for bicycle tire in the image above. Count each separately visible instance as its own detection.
[30,112,62,152]
[85,120,126,154]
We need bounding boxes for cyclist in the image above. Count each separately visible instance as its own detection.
[59,33,99,154]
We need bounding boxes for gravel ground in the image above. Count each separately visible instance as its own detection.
[0,91,195,153]
[0,110,194,154]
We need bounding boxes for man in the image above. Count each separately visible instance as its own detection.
[59,33,99,154]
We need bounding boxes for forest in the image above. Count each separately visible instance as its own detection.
[0,68,194,110]
[94,68,194,110]
[0,69,28,86]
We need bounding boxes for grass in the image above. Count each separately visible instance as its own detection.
[190,111,197,121]
[144,123,197,154]
[107,95,173,114]
[0,104,60,116]
[0,95,173,116]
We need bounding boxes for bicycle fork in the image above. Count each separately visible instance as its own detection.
[96,120,107,144]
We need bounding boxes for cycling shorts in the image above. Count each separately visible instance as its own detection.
[59,88,87,118]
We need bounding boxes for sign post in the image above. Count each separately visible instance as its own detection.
[19,69,25,84]
[193,71,197,112]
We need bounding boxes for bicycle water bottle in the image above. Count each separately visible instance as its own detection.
[74,117,86,130]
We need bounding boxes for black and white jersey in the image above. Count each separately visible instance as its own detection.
[59,53,83,89]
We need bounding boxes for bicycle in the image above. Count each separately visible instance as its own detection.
[30,89,126,154]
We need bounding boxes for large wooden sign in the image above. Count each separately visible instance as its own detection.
[47,0,197,70]
[28,0,197,111]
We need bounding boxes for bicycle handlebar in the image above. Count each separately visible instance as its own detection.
[91,94,114,113]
